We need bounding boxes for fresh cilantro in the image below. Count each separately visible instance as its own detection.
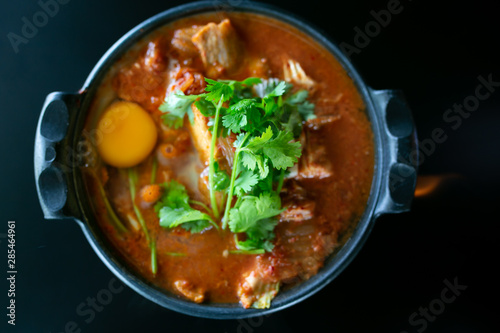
[285,89,308,104]
[265,81,287,98]
[228,193,282,232]
[213,162,230,191]
[156,76,316,252]
[154,180,190,211]
[240,126,301,171]
[205,78,234,103]
[194,99,217,117]
[280,105,303,138]
[155,180,218,233]
[239,77,263,86]
[158,206,216,232]
[228,193,282,252]
[159,90,201,128]
[262,130,302,170]
[222,99,261,134]
[234,169,259,195]
[254,78,292,98]
[285,90,316,121]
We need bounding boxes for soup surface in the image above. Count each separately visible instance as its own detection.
[82,12,374,308]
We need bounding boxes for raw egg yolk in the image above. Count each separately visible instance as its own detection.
[96,101,157,168]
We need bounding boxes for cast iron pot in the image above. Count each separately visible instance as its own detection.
[34,1,418,319]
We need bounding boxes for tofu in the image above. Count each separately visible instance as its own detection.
[187,103,212,165]
[191,19,242,77]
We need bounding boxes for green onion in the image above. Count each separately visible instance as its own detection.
[128,167,156,274]
[95,177,127,233]
[151,238,157,275]
[229,249,265,255]
[128,168,150,244]
[163,252,187,257]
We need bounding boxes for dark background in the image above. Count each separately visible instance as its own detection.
[1,0,499,332]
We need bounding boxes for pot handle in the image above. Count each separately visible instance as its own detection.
[370,89,418,217]
[34,92,83,220]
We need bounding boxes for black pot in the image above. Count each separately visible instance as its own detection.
[34,1,418,319]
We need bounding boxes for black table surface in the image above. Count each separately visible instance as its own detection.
[1,0,499,332]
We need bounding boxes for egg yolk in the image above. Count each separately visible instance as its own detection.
[96,101,157,168]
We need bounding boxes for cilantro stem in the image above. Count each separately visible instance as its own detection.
[151,238,157,275]
[229,249,265,255]
[128,168,151,244]
[208,96,224,219]
[164,252,186,257]
[128,168,157,274]
[189,200,211,214]
[95,176,127,233]
[234,195,243,209]
[219,191,227,216]
[222,132,252,229]
[276,169,285,193]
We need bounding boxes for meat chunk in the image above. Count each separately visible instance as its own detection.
[191,19,242,77]
[280,180,315,222]
[283,59,315,90]
[238,271,279,309]
[306,114,341,130]
[171,26,202,59]
[173,280,205,303]
[280,201,315,222]
[113,39,168,113]
[167,63,206,96]
[297,128,333,179]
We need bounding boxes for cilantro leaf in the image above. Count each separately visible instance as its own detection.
[241,126,301,170]
[159,90,199,128]
[286,89,308,104]
[285,90,316,121]
[194,99,216,117]
[236,237,274,253]
[245,126,274,148]
[266,81,287,97]
[155,180,217,233]
[254,78,292,98]
[240,77,262,86]
[234,169,259,195]
[280,105,303,138]
[158,206,215,232]
[213,162,230,191]
[240,152,269,178]
[205,78,233,103]
[161,113,184,129]
[154,180,190,211]
[181,220,214,233]
[228,193,283,233]
[228,193,282,252]
[222,99,261,134]
[262,131,302,170]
